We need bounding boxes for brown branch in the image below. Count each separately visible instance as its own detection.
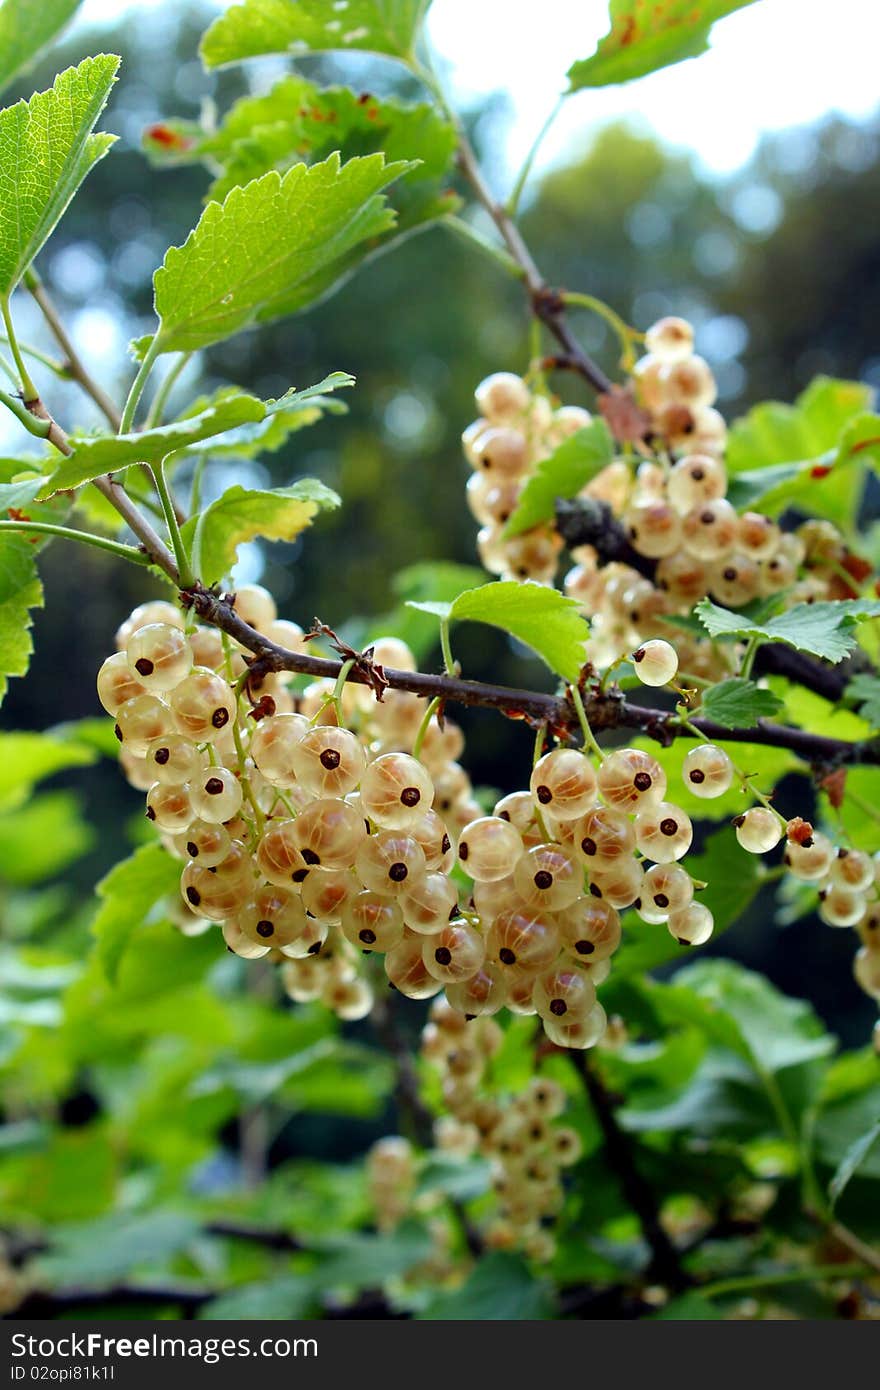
[569,1052,690,1292]
[25,268,122,431]
[203,1218,304,1252]
[181,583,880,770]
[12,1282,213,1317]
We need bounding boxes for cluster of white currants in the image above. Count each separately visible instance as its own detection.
[422,1003,582,1261]
[97,595,736,1048]
[732,809,880,1007]
[464,318,856,676]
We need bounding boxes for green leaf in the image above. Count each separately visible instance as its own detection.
[201,0,432,67]
[153,75,459,236]
[36,1210,200,1286]
[200,1277,317,1321]
[409,580,589,684]
[0,535,41,703]
[828,1119,880,1211]
[653,1292,719,1319]
[313,1221,435,1290]
[91,842,180,983]
[0,56,119,296]
[0,472,52,512]
[503,421,614,538]
[416,1155,492,1202]
[846,673,880,730]
[0,0,83,95]
[699,678,783,729]
[42,394,268,493]
[0,730,96,812]
[727,413,880,527]
[0,791,94,884]
[695,596,880,664]
[728,377,874,474]
[174,373,354,462]
[145,152,413,357]
[418,1253,556,1320]
[184,479,340,586]
[567,0,758,92]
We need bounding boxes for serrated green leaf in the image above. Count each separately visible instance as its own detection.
[91,842,180,983]
[0,0,83,95]
[0,731,96,813]
[184,479,340,585]
[567,0,758,92]
[846,673,880,729]
[727,413,880,526]
[201,0,432,68]
[0,55,119,296]
[700,677,783,729]
[728,377,874,474]
[0,539,42,705]
[409,580,589,684]
[828,1119,880,1211]
[696,597,880,664]
[174,376,353,464]
[152,75,459,238]
[418,1253,556,1320]
[145,152,412,357]
[42,394,268,493]
[503,421,614,538]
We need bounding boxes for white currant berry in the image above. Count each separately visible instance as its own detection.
[97,651,148,715]
[667,902,714,946]
[513,843,583,911]
[645,316,694,363]
[829,848,874,893]
[555,898,621,963]
[189,766,243,824]
[487,909,560,976]
[422,919,486,984]
[659,354,717,409]
[853,946,880,1000]
[666,453,727,514]
[356,830,427,896]
[625,501,682,559]
[641,863,694,916]
[238,884,309,950]
[291,725,366,798]
[542,1000,607,1050]
[457,816,525,882]
[474,372,531,424]
[400,872,459,934]
[572,805,636,866]
[384,936,444,999]
[533,964,596,1023]
[360,752,434,830]
[783,831,835,881]
[597,748,666,811]
[170,668,236,742]
[445,962,508,1017]
[115,600,183,650]
[682,744,734,799]
[529,748,598,821]
[588,858,644,910]
[632,639,678,687]
[734,807,782,854]
[681,499,738,561]
[115,693,174,756]
[125,623,193,693]
[300,868,360,924]
[291,798,367,870]
[635,801,693,863]
[818,886,866,928]
[323,976,374,1022]
[232,583,277,632]
[174,820,231,868]
[249,713,309,786]
[341,891,405,952]
[145,781,193,832]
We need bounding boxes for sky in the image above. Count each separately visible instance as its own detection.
[75,0,880,179]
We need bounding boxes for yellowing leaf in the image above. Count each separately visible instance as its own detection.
[185,479,341,585]
[568,0,758,91]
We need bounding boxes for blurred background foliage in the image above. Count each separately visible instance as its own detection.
[1,0,879,1319]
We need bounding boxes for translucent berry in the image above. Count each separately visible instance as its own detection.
[645,316,694,363]
[641,863,694,916]
[666,453,727,515]
[783,831,835,881]
[681,499,738,561]
[555,898,621,962]
[474,372,531,424]
[422,919,486,983]
[256,820,314,887]
[626,501,682,559]
[407,809,453,872]
[487,909,560,976]
[818,885,865,928]
[125,623,193,692]
[632,639,678,687]
[360,752,434,830]
[853,946,880,1000]
[356,830,427,896]
[323,976,374,1021]
[635,801,693,863]
[660,354,717,409]
[529,749,598,821]
[300,867,361,924]
[238,884,309,950]
[400,872,459,934]
[533,964,596,1023]
[291,798,367,870]
[737,512,781,560]
[682,744,734,799]
[667,903,714,946]
[97,651,148,715]
[291,725,366,798]
[475,426,529,479]
[188,626,226,671]
[542,1000,607,1050]
[170,668,236,742]
[589,858,644,910]
[829,848,874,893]
[341,891,405,952]
[222,918,271,959]
[513,843,583,911]
[445,962,508,1017]
[710,554,761,608]
[597,748,666,811]
[115,600,183,650]
[572,805,636,866]
[457,816,525,882]
[734,807,782,854]
[146,734,203,785]
[145,781,193,832]
[174,819,231,868]
[189,766,243,824]
[384,937,443,999]
[249,713,309,787]
[115,693,174,756]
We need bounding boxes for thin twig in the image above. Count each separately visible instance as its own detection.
[24,267,122,431]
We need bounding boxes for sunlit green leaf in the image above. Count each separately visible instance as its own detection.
[0,0,83,95]
[699,677,783,729]
[201,0,433,68]
[91,842,180,983]
[184,478,340,585]
[696,596,880,663]
[503,421,614,538]
[567,1,758,92]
